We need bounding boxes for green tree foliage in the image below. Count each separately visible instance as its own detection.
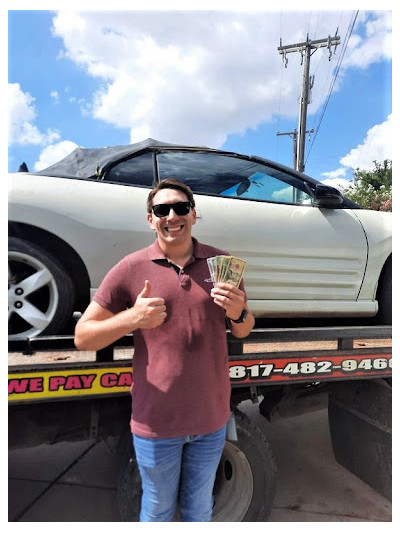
[343,160,392,211]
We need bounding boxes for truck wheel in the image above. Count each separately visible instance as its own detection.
[116,428,142,522]
[328,379,392,500]
[8,237,75,339]
[117,408,277,522]
[212,407,277,521]
[376,255,391,325]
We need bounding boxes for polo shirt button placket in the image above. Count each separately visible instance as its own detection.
[179,269,190,288]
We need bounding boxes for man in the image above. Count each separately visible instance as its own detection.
[75,178,254,521]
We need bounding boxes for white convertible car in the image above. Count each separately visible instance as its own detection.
[8,139,392,339]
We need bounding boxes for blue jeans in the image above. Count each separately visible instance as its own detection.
[132,424,226,522]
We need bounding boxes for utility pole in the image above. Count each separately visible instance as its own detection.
[277,33,340,173]
[276,128,314,170]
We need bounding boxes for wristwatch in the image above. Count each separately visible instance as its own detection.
[230,308,248,323]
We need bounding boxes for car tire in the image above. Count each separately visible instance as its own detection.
[8,237,75,339]
[376,256,392,325]
[116,408,277,522]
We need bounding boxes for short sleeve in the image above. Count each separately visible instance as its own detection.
[93,257,133,314]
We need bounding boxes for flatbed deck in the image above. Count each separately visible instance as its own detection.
[9,326,392,404]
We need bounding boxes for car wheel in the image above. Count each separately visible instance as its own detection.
[376,256,392,325]
[8,237,75,339]
[117,408,277,521]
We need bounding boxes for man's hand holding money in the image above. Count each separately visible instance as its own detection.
[210,282,246,321]
[208,255,254,336]
[208,254,247,318]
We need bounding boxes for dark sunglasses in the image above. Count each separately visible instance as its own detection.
[152,202,192,218]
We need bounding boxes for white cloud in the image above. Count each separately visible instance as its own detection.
[340,113,392,171]
[343,11,392,70]
[320,177,351,191]
[272,187,292,202]
[33,140,79,171]
[49,10,391,148]
[321,167,347,180]
[320,168,351,191]
[50,90,60,104]
[320,114,392,183]
[8,83,60,146]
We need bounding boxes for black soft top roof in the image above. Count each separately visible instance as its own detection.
[35,138,214,178]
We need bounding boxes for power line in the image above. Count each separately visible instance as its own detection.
[305,11,359,165]
[308,11,345,134]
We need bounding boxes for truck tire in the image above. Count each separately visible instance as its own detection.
[328,379,392,500]
[117,408,277,521]
[213,407,277,521]
[8,237,75,339]
[376,255,392,325]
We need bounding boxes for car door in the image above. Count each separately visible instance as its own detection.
[156,151,369,315]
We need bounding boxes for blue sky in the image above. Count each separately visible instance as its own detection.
[8,8,392,190]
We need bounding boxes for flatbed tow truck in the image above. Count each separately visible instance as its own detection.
[8,325,392,522]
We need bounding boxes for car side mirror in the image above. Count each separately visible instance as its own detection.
[314,184,344,208]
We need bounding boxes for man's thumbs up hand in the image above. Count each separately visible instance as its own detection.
[138,279,151,299]
[131,280,166,329]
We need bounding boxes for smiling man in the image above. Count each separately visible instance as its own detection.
[75,178,254,522]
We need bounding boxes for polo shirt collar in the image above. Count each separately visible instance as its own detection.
[148,238,211,262]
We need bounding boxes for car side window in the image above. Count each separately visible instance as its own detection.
[157,151,313,205]
[104,152,155,187]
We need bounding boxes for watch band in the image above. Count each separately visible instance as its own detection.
[230,308,248,323]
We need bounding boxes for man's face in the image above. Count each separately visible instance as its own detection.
[147,188,197,248]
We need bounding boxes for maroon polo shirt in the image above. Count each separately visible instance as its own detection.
[93,238,243,438]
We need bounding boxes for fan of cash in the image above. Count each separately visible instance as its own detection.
[207,255,247,288]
